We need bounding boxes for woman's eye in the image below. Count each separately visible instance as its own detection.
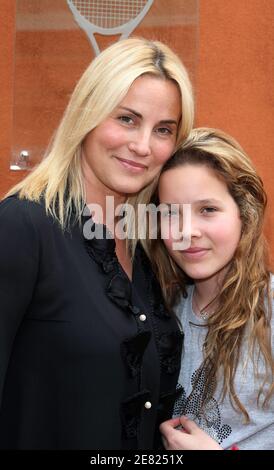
[156,127,172,135]
[118,115,134,124]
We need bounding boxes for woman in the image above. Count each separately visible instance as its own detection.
[0,38,194,449]
[145,128,274,450]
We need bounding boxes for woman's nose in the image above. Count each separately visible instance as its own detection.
[128,131,152,157]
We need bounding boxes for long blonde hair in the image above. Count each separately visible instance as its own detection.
[144,128,273,421]
[6,38,194,228]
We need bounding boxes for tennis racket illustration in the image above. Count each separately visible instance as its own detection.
[67,0,154,56]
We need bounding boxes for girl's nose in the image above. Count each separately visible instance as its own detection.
[190,217,202,238]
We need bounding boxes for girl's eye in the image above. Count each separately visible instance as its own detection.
[118,115,134,124]
[162,209,179,218]
[201,207,217,214]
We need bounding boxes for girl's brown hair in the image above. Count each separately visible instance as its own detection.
[142,127,273,421]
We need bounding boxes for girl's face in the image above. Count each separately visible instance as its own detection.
[158,164,242,284]
[81,74,181,199]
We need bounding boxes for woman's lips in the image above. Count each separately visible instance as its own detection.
[115,157,147,172]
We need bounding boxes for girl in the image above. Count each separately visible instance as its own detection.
[147,128,274,450]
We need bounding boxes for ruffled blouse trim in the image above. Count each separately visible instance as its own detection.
[82,211,183,442]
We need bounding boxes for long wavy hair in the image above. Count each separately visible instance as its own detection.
[5,38,194,228]
[143,127,273,421]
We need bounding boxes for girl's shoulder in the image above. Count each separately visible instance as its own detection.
[270,273,274,290]
[270,273,274,308]
[174,284,194,321]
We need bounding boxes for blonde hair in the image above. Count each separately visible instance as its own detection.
[6,38,194,228]
[144,127,273,421]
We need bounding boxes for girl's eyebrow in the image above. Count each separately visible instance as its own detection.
[117,106,178,125]
[160,199,221,206]
[194,198,221,204]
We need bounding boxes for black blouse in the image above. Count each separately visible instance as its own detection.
[0,196,183,449]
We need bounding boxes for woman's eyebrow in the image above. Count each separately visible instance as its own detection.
[117,106,178,125]
[117,106,142,118]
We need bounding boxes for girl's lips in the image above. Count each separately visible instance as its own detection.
[183,248,208,253]
[115,157,147,172]
[181,248,210,259]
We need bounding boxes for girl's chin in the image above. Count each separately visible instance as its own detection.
[181,269,217,281]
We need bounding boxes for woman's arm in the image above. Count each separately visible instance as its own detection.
[0,197,39,407]
[160,415,223,450]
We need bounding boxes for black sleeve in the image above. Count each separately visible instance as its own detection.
[0,197,39,405]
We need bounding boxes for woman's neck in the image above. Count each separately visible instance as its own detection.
[84,185,126,229]
[82,158,126,225]
[83,174,132,280]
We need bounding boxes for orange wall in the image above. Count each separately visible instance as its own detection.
[196,0,274,267]
[0,0,273,266]
[0,0,20,191]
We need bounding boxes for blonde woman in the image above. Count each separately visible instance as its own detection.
[145,128,273,450]
[0,38,194,449]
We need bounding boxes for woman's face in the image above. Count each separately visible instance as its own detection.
[81,74,181,198]
[158,164,242,284]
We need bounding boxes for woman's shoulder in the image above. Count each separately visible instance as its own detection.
[0,195,56,234]
[1,194,44,213]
